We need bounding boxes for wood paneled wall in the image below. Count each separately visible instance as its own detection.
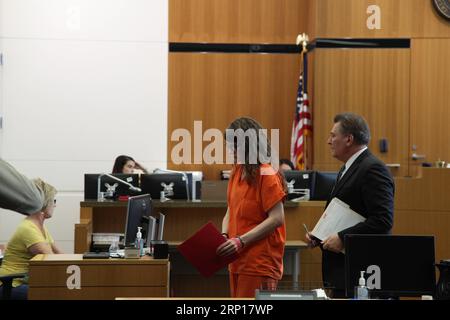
[394,168,450,264]
[314,0,450,38]
[168,0,310,178]
[410,39,450,169]
[169,0,450,177]
[170,0,308,43]
[310,0,450,174]
[312,48,411,175]
[168,53,301,179]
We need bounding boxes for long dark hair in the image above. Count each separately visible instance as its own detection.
[226,117,286,193]
[112,155,135,173]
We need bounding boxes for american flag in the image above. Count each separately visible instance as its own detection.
[290,54,312,170]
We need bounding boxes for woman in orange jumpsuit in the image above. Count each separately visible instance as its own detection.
[216,117,287,298]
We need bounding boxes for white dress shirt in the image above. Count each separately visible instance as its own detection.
[340,146,368,179]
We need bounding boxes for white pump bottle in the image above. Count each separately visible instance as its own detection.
[355,271,370,300]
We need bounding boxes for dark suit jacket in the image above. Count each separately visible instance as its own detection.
[321,149,395,295]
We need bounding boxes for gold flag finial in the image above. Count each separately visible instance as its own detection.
[296,33,309,53]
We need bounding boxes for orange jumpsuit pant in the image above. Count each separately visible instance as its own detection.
[229,273,278,298]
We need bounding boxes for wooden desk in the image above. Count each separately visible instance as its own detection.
[394,168,450,267]
[28,254,170,300]
[167,240,308,289]
[75,200,325,296]
[284,240,308,289]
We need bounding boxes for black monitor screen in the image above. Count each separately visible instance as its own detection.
[345,235,436,298]
[84,173,140,200]
[124,194,152,246]
[311,171,337,201]
[282,170,315,200]
[140,173,189,200]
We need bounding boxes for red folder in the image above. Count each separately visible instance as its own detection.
[177,221,238,278]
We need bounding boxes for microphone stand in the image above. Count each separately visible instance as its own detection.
[287,179,310,201]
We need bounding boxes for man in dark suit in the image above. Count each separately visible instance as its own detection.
[305,113,394,298]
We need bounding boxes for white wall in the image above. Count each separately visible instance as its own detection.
[0,0,168,253]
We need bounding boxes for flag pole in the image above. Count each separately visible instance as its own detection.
[296,33,310,169]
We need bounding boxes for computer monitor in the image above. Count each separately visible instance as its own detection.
[185,171,203,200]
[140,173,190,200]
[311,171,337,201]
[156,213,165,241]
[124,194,152,246]
[345,234,436,298]
[84,173,140,200]
[282,170,315,200]
[145,216,157,248]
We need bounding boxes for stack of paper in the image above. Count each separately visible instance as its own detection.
[311,197,366,242]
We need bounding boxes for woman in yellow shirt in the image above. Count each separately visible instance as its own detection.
[0,179,62,299]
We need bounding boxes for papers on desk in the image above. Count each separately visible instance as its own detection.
[178,221,238,278]
[311,197,366,243]
[92,233,123,245]
[109,249,125,258]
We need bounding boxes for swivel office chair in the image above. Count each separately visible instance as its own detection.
[0,248,27,300]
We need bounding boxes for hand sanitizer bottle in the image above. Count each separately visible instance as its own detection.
[355,271,370,300]
[135,227,144,256]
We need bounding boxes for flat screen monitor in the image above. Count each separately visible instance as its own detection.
[84,173,140,200]
[185,171,202,200]
[124,194,152,246]
[311,171,337,201]
[345,234,436,298]
[157,213,165,241]
[145,216,157,248]
[140,173,189,200]
[282,170,315,200]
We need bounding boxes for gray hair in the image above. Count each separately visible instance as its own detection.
[334,113,371,145]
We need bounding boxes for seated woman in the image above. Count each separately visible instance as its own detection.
[112,155,148,174]
[0,179,62,300]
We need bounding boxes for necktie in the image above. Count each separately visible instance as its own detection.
[330,165,346,196]
[336,165,346,182]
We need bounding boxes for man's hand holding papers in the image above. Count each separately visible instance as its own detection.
[303,223,320,248]
[309,198,366,254]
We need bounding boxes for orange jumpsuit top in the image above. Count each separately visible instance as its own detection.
[227,164,286,280]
